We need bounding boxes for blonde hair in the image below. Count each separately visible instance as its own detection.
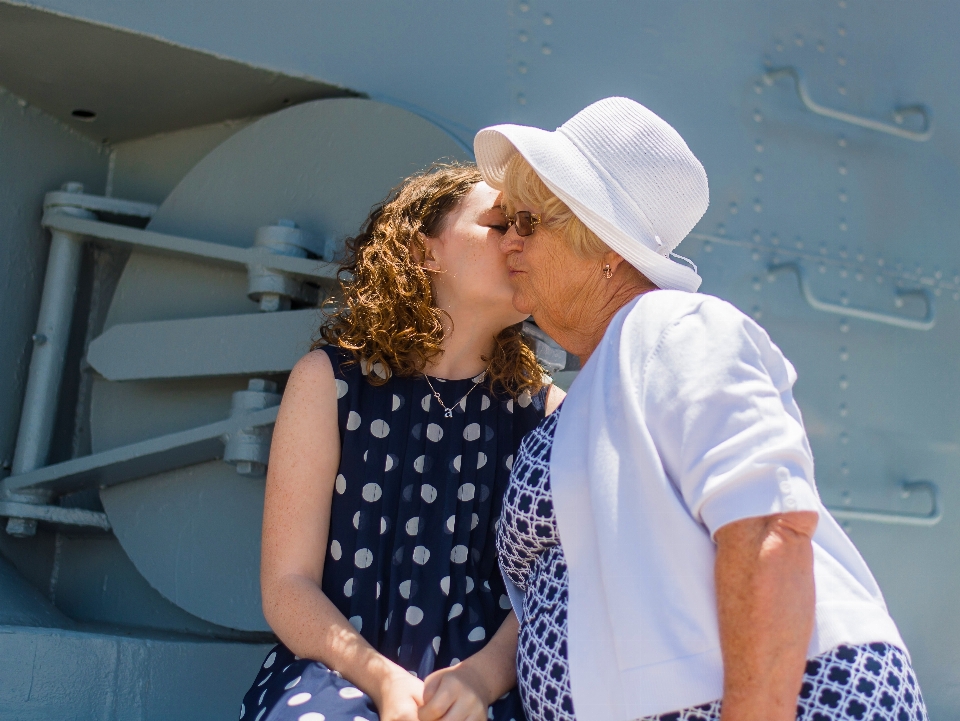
[501,152,610,258]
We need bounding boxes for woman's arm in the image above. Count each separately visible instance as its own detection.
[714,510,818,721]
[418,611,521,721]
[261,350,423,721]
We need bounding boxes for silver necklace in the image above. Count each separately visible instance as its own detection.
[423,369,488,418]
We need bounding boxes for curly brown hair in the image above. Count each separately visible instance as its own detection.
[314,162,544,398]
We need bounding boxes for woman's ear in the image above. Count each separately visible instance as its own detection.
[602,250,627,274]
[420,232,443,273]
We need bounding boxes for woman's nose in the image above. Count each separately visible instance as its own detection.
[499,226,524,254]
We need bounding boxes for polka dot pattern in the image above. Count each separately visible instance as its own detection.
[241,346,546,721]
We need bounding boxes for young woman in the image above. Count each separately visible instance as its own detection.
[240,164,563,721]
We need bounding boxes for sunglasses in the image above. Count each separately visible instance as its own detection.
[505,210,542,237]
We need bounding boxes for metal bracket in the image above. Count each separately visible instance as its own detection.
[826,480,942,527]
[763,66,933,142]
[768,262,935,331]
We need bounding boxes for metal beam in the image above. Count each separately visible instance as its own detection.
[42,212,339,284]
[0,406,278,497]
[87,309,320,381]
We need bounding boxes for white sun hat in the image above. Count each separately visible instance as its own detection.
[474,97,709,292]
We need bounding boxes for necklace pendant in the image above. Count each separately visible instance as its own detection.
[444,408,454,418]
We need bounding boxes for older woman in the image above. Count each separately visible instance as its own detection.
[475,98,927,721]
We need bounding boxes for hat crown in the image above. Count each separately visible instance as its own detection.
[556,97,709,256]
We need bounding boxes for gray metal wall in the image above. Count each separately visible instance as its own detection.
[1,0,957,717]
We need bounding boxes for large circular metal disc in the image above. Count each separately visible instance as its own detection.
[93,98,469,630]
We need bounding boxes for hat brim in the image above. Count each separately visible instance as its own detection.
[475,124,702,293]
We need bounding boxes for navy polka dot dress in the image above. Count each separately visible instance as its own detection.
[240,345,546,721]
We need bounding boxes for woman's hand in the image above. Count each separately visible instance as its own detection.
[373,667,426,721]
[418,663,493,721]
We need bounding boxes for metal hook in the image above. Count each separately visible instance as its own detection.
[768,262,935,331]
[827,480,942,527]
[763,66,933,142]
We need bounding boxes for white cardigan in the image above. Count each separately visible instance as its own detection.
[506,290,905,720]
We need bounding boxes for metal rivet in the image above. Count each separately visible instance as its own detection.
[839,268,849,278]
[840,431,849,443]
[839,220,848,231]
[838,135,848,147]
[839,347,849,361]
[541,44,552,54]
[753,199,763,213]
[755,140,764,152]
[703,241,713,252]
[795,34,804,47]
[817,40,826,52]
[795,239,804,250]
[752,305,763,320]
[754,83,764,95]
[754,110,764,123]
[518,61,528,74]
[752,231,762,243]
[754,169,764,183]
[729,202,739,215]
[841,462,850,476]
[855,272,864,282]
[840,320,850,333]
[771,234,780,246]
[716,223,726,236]
[542,13,553,24]
[839,403,849,417]
[775,41,784,52]
[837,54,847,65]
[838,163,848,175]
[752,251,762,261]
[518,1,529,11]
[819,264,827,274]
[837,25,847,37]
[517,93,527,105]
[518,30,529,42]
[839,290,849,305]
[752,277,763,291]
[838,84,848,96]
[839,191,848,203]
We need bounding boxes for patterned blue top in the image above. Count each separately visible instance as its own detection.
[320,345,545,714]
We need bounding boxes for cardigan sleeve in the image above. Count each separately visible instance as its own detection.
[639,297,821,538]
